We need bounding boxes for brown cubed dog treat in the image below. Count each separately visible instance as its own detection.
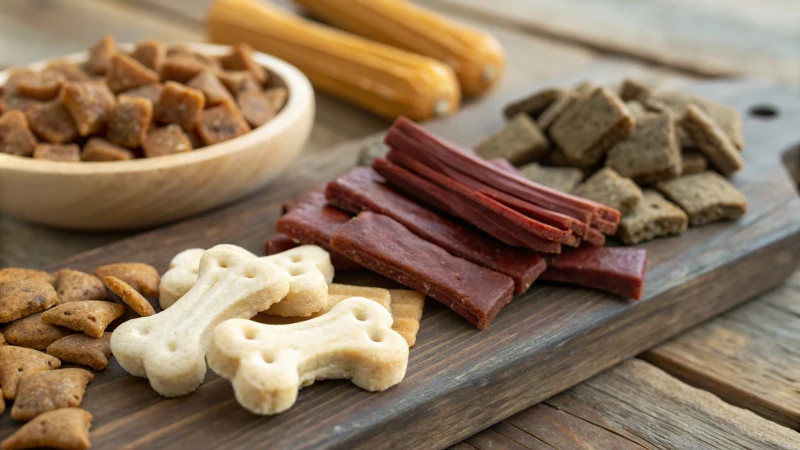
[0,280,58,323]
[388,289,425,347]
[142,124,192,157]
[103,276,155,317]
[646,90,743,150]
[47,332,112,371]
[196,101,250,146]
[33,144,80,162]
[93,262,160,297]
[61,81,116,136]
[679,105,743,176]
[550,87,635,167]
[656,171,747,226]
[625,101,652,120]
[41,301,124,338]
[475,114,548,165]
[167,46,221,67]
[0,94,43,115]
[119,82,164,105]
[15,71,65,101]
[0,346,61,400]
[681,150,708,175]
[187,69,233,106]
[606,114,681,184]
[617,189,688,244]
[0,268,56,286]
[25,101,78,144]
[10,368,93,421]
[572,167,643,214]
[131,40,166,72]
[517,162,584,192]
[236,89,279,127]
[44,59,90,82]
[504,87,566,120]
[154,81,205,130]
[3,312,73,350]
[1,407,92,450]
[106,96,152,149]
[537,91,578,131]
[161,55,208,83]
[219,43,268,85]
[619,78,651,102]
[106,53,160,94]
[0,111,38,156]
[86,35,117,75]
[217,70,261,94]
[81,137,134,161]
[55,269,106,304]
[265,87,288,110]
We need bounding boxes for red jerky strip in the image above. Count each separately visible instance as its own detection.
[282,189,324,214]
[489,158,518,173]
[592,216,618,235]
[331,212,515,329]
[583,227,606,246]
[326,166,547,294]
[540,246,646,299]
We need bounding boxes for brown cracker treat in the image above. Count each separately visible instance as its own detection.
[44,60,90,82]
[606,114,681,184]
[475,113,548,165]
[3,312,73,351]
[24,101,78,144]
[86,35,117,76]
[572,167,643,214]
[103,276,155,317]
[0,346,61,400]
[56,269,106,304]
[106,95,152,148]
[656,171,747,226]
[93,262,160,297]
[161,55,208,83]
[196,101,250,146]
[0,407,92,450]
[503,87,565,120]
[81,138,134,162]
[106,53,160,94]
[187,70,233,106]
[517,162,584,192]
[550,87,634,167]
[679,105,743,176]
[619,78,651,102]
[61,81,116,136]
[131,40,166,72]
[536,91,578,131]
[154,81,205,131]
[10,368,93,421]
[33,144,80,162]
[681,150,708,175]
[217,70,261,94]
[617,189,688,244]
[0,280,57,323]
[237,89,278,127]
[142,124,192,157]
[646,90,743,150]
[47,332,112,371]
[0,268,56,286]
[327,284,392,311]
[119,82,163,105]
[388,289,425,347]
[219,43,268,85]
[15,71,64,101]
[0,111,37,156]
[41,301,124,338]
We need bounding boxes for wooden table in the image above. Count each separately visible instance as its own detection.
[1,1,799,448]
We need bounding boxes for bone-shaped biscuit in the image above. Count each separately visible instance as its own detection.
[207,297,409,415]
[159,245,333,317]
[111,245,290,397]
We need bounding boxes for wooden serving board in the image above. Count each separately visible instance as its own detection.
[2,72,799,449]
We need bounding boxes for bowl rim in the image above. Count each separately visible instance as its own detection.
[0,42,313,175]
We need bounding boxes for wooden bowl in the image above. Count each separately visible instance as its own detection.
[0,43,314,231]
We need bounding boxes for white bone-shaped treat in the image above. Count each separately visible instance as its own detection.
[159,245,333,317]
[207,297,409,415]
[111,244,290,397]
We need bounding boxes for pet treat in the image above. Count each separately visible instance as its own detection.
[111,245,290,397]
[0,346,61,400]
[625,101,651,120]
[207,297,408,415]
[32,144,80,162]
[254,284,391,325]
[106,95,152,148]
[161,55,208,83]
[94,262,160,297]
[503,87,565,119]
[541,246,647,299]
[655,171,747,226]
[218,43,268,85]
[389,289,425,347]
[217,70,261,94]
[617,190,688,244]
[10,368,93,421]
[105,53,159,94]
[0,111,37,156]
[0,408,92,450]
[142,124,192,157]
[619,79,651,102]
[158,248,206,309]
[3,312,73,350]
[606,114,681,184]
[103,276,156,317]
[15,71,64,101]
[41,301,124,338]
[25,101,78,144]
[81,137,134,161]
[679,105,743,176]
[0,268,56,286]
[131,40,167,72]
[55,269,106,303]
[264,87,288,110]
[264,233,300,255]
[646,90,743,149]
[517,162,584,193]
[61,81,116,136]
[187,69,234,106]
[119,82,164,105]
[475,113,548,165]
[195,101,250,146]
[237,89,279,127]
[86,35,116,75]
[154,81,205,131]
[275,192,358,257]
[681,150,708,175]
[44,59,89,82]
[537,91,577,130]
[47,333,112,371]
[0,280,57,323]
[572,168,643,214]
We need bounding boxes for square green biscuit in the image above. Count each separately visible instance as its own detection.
[476,113,548,165]
[655,171,747,226]
[625,101,652,120]
[681,150,708,175]
[617,189,688,244]
[517,162,584,192]
[537,92,577,131]
[619,79,651,102]
[606,114,681,184]
[680,105,743,176]
[550,87,634,168]
[645,91,743,150]
[503,87,565,120]
[571,167,642,214]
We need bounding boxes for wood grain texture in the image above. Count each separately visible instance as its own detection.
[1,76,798,449]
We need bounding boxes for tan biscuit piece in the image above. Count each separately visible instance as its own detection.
[254,285,391,325]
[61,81,116,136]
[0,407,92,450]
[142,124,193,157]
[537,91,578,131]
[0,268,56,286]
[106,95,152,149]
[503,87,566,120]
[3,312,73,350]
[111,245,290,397]
[572,168,643,214]
[0,111,38,156]
[161,56,208,83]
[681,150,708,175]
[196,101,250,146]
[517,162,584,192]
[208,297,409,415]
[625,101,652,120]
[81,137,135,162]
[606,114,681,184]
[158,248,206,309]
[25,101,78,144]
[617,190,688,244]
[41,301,124,338]
[131,40,167,72]
[219,43,268,85]
[0,280,57,323]
[656,171,747,226]
[94,262,160,297]
[388,289,425,347]
[679,105,743,176]
[119,82,164,105]
[103,276,156,317]
[106,53,160,94]
[47,332,112,371]
[475,114,548,165]
[56,269,106,303]
[10,368,93,421]
[86,35,117,75]
[237,89,278,127]
[154,81,205,131]
[0,346,61,399]
[33,143,80,162]
[217,70,261,94]
[646,90,743,149]
[619,79,651,102]
[187,69,233,107]
[14,70,64,101]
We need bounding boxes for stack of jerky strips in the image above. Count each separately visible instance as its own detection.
[269,119,651,330]
[490,79,747,245]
